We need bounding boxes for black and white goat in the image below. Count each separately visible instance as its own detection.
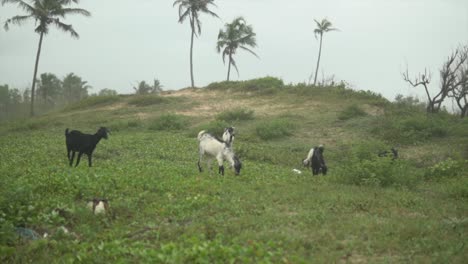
[303,145,327,175]
[65,127,110,167]
[378,147,399,160]
[222,127,235,147]
[197,130,242,175]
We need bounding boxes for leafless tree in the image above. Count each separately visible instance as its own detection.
[448,46,468,118]
[403,45,468,115]
[402,68,435,112]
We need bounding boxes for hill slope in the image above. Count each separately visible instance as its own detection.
[1,80,467,263]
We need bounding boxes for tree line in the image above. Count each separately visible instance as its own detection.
[0,72,91,120]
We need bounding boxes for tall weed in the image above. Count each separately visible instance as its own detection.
[216,108,254,122]
[149,114,189,131]
[255,119,295,140]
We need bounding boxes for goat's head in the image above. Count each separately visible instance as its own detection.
[97,127,110,139]
[233,155,242,175]
[317,144,325,153]
[224,127,235,135]
[223,127,235,143]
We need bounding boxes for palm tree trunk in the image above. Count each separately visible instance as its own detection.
[227,53,232,81]
[189,21,195,88]
[30,32,44,116]
[313,34,323,86]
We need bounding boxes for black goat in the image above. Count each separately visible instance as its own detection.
[65,127,110,167]
[378,147,399,160]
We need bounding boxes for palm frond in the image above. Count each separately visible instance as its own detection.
[200,8,219,19]
[237,33,257,46]
[4,14,32,30]
[178,8,190,23]
[221,48,230,64]
[52,8,91,18]
[58,0,81,4]
[239,46,259,58]
[195,16,202,35]
[173,0,186,7]
[230,57,240,76]
[51,19,79,38]
[2,0,36,14]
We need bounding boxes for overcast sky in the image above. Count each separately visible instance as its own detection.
[1,0,467,101]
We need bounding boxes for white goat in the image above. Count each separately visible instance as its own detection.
[197,130,242,175]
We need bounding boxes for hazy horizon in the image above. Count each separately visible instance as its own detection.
[1,0,467,102]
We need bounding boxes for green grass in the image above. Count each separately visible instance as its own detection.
[63,95,121,111]
[255,118,295,140]
[215,108,255,123]
[148,113,190,131]
[0,83,467,263]
[127,94,176,107]
[338,104,368,120]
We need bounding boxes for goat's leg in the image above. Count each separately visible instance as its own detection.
[67,148,71,162]
[312,166,319,175]
[321,165,328,175]
[197,146,205,173]
[216,154,224,176]
[69,151,76,167]
[87,154,92,167]
[75,152,83,167]
[198,153,203,172]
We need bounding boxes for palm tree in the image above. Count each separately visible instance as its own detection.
[2,0,91,116]
[37,72,62,105]
[173,0,219,88]
[310,18,337,86]
[62,72,90,103]
[217,17,258,81]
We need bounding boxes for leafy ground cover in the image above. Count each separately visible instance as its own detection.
[0,82,467,263]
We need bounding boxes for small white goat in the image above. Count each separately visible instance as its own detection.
[197,130,242,175]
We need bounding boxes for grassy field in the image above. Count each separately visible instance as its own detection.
[1,80,467,263]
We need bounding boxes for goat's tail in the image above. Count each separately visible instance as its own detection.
[197,130,207,141]
[65,128,69,136]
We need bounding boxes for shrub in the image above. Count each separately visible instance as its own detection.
[371,112,450,144]
[128,95,171,107]
[149,114,189,131]
[255,119,295,140]
[446,177,468,199]
[332,142,421,188]
[63,95,121,111]
[8,119,48,132]
[242,76,284,91]
[334,156,420,188]
[216,108,254,122]
[191,120,230,137]
[337,104,368,120]
[206,77,284,93]
[108,119,142,131]
[424,158,468,181]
